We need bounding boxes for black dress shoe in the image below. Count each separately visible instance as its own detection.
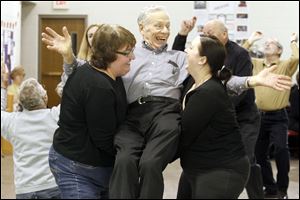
[277,191,288,199]
[264,190,278,199]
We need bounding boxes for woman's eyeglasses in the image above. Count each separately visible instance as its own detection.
[115,48,135,57]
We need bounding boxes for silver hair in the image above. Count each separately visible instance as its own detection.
[137,5,169,25]
[266,38,283,56]
[273,40,283,56]
[18,78,47,110]
[271,38,283,50]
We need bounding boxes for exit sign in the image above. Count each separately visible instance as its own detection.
[53,1,68,10]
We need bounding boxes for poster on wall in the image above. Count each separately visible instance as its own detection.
[1,1,21,76]
[193,1,249,45]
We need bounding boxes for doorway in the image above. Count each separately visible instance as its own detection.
[39,16,86,107]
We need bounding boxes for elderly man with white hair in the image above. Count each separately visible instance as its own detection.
[1,66,61,199]
[108,6,187,199]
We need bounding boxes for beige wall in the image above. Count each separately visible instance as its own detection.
[21,1,299,80]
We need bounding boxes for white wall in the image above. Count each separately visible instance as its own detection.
[21,1,299,80]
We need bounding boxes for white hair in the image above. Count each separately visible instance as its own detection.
[269,38,283,50]
[18,78,47,110]
[137,5,169,25]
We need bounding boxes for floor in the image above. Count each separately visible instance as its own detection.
[1,155,299,199]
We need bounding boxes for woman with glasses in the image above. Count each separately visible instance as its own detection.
[46,24,136,199]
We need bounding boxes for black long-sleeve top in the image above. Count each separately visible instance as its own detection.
[288,85,299,132]
[173,34,255,115]
[53,63,127,167]
[224,40,255,113]
[172,34,187,52]
[180,78,245,169]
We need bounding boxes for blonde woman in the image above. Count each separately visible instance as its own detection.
[7,65,25,111]
[77,24,100,61]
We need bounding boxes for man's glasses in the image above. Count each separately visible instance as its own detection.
[116,48,135,57]
[264,40,283,50]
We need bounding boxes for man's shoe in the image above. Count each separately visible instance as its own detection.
[277,191,288,199]
[264,189,278,199]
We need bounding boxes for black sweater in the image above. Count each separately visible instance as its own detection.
[53,63,127,167]
[288,85,299,132]
[180,78,245,169]
[224,40,255,113]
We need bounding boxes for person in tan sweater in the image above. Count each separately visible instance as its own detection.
[243,32,299,199]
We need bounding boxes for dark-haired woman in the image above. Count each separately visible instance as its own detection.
[177,36,250,199]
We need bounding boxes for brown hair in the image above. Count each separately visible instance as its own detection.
[90,24,136,70]
[77,24,101,61]
[10,65,25,80]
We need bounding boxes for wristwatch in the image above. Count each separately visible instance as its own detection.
[245,77,251,88]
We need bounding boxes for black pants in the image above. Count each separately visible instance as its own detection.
[237,105,264,199]
[109,101,181,199]
[255,108,290,194]
[177,156,250,199]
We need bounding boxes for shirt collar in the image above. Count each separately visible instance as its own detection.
[142,41,168,54]
[263,60,278,67]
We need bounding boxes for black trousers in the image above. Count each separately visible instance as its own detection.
[177,105,263,199]
[177,156,250,199]
[237,105,264,199]
[109,101,181,199]
[255,108,290,194]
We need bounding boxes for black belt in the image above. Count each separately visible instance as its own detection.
[129,96,178,108]
[260,108,286,114]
